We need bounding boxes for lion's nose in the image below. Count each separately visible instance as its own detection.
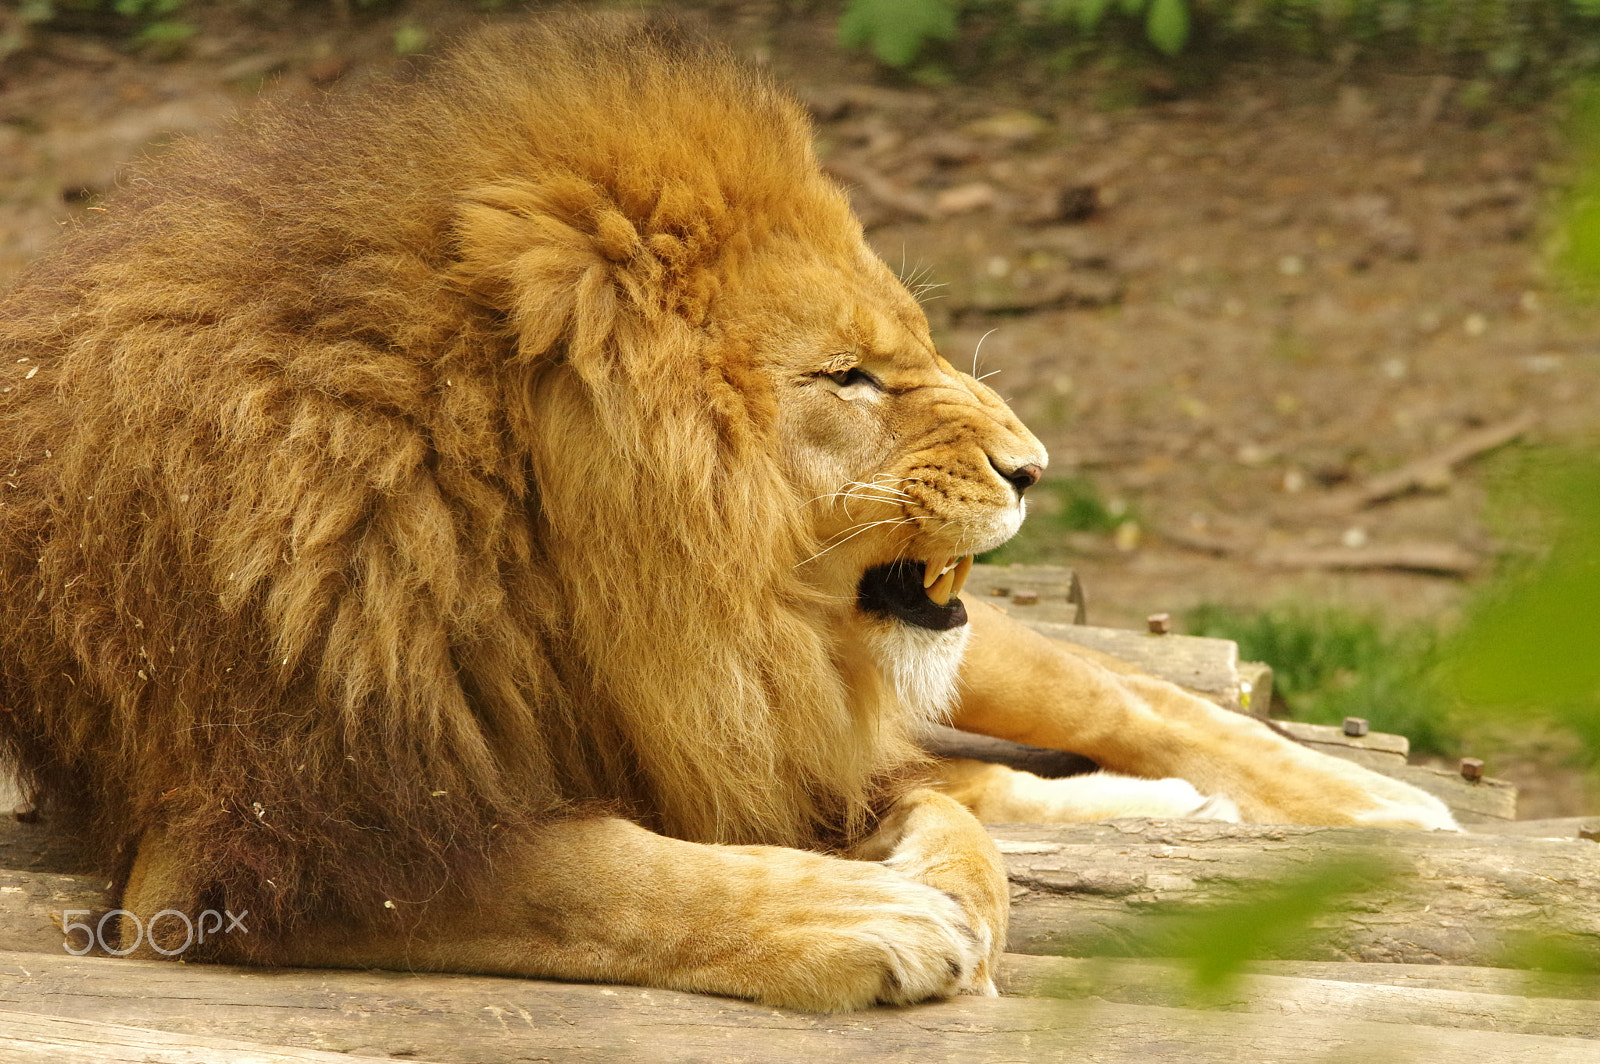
[993,460,1043,496]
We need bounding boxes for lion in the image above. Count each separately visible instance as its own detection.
[0,16,1453,1012]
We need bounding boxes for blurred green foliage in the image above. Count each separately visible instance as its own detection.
[1554,80,1600,297]
[1187,603,1460,755]
[1443,452,1600,766]
[840,0,961,66]
[839,0,1600,89]
[1435,80,1600,772]
[1055,850,1400,998]
[1159,853,1396,997]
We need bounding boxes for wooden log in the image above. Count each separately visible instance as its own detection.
[0,949,1595,1064]
[995,820,1600,967]
[999,954,1600,1039]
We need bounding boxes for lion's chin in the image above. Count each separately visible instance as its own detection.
[856,558,974,631]
[859,614,972,729]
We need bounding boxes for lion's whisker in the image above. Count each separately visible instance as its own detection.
[795,515,931,569]
[970,328,998,380]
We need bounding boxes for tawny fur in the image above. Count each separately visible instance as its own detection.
[0,19,927,944]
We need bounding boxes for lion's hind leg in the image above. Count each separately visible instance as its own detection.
[930,757,1242,825]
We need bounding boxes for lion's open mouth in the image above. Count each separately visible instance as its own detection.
[857,556,974,631]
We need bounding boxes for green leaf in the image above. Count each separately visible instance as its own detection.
[393,22,429,56]
[1072,0,1115,31]
[840,0,960,68]
[1178,855,1395,997]
[1146,0,1190,55]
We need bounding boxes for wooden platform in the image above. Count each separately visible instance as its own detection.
[2,817,1598,1062]
[2,563,1596,1061]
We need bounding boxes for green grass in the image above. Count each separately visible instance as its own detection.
[1186,603,1461,756]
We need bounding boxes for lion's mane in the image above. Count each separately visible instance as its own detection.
[0,19,922,940]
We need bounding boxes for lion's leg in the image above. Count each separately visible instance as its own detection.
[121,815,990,1012]
[948,600,1457,830]
[845,787,1008,996]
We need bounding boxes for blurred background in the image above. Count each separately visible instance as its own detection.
[2,0,1596,815]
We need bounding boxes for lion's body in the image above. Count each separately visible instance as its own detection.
[0,17,1453,1010]
[0,22,925,936]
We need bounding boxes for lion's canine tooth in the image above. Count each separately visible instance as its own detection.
[927,568,956,607]
[950,555,973,598]
[923,556,951,589]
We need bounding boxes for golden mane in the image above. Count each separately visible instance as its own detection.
[0,18,921,938]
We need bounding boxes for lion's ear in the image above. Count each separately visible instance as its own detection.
[449,179,648,366]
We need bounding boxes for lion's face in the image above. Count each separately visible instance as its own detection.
[715,237,1046,716]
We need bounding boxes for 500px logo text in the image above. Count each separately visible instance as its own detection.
[61,908,249,956]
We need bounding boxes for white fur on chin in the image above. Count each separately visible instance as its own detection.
[864,619,972,729]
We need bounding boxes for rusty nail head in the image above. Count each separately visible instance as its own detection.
[12,802,39,824]
[1459,757,1484,782]
[990,586,1011,597]
[1147,612,1172,635]
[1011,589,1039,606]
[1343,717,1369,737]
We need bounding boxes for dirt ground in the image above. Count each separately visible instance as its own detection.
[1,1,1594,814]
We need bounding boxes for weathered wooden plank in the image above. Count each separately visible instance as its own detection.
[0,1011,423,1064]
[0,949,1595,1064]
[994,820,1600,967]
[1385,762,1519,822]
[1470,817,1600,840]
[1025,619,1248,707]
[0,868,106,953]
[998,954,1600,1039]
[1275,721,1410,759]
[966,563,1087,625]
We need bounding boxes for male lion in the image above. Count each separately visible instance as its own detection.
[0,18,1452,1011]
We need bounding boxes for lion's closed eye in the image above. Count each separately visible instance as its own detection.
[822,367,882,401]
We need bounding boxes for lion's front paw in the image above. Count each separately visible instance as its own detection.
[746,857,984,1011]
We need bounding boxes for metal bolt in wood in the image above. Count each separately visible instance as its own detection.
[1147,612,1172,635]
[1011,589,1039,606]
[1459,757,1485,782]
[1343,717,1369,737]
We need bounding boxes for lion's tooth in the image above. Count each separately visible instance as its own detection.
[950,555,973,598]
[927,568,956,607]
[923,556,949,589]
